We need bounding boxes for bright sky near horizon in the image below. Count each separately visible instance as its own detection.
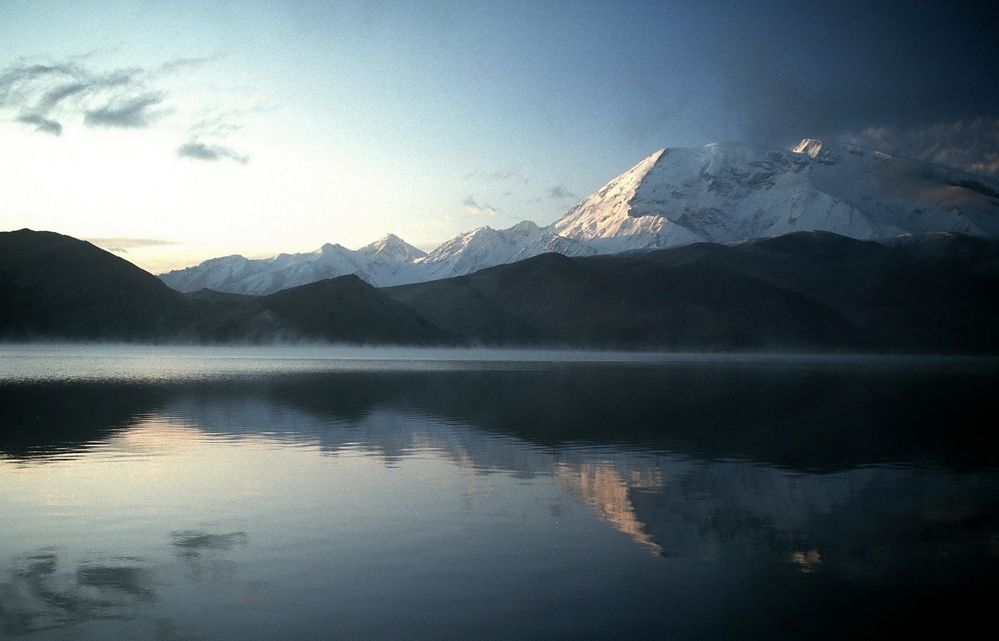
[1,0,996,272]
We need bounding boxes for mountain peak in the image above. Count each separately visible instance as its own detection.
[358,233,427,260]
[793,138,834,162]
[317,242,347,254]
[510,220,540,234]
[553,137,999,251]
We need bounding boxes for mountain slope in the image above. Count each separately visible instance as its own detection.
[385,250,862,350]
[552,140,999,251]
[0,229,194,339]
[189,275,449,344]
[385,231,999,353]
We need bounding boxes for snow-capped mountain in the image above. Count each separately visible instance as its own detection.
[357,233,427,262]
[552,139,999,250]
[418,220,595,281]
[160,234,427,294]
[160,138,999,295]
[160,223,590,293]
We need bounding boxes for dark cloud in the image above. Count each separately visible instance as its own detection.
[844,118,999,177]
[177,141,249,164]
[684,2,998,152]
[15,113,61,135]
[83,93,164,128]
[0,61,76,87]
[34,81,89,112]
[0,60,134,115]
[547,185,576,199]
[462,195,499,216]
[0,62,76,107]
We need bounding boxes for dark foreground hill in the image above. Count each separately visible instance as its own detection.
[384,231,999,353]
[0,229,194,339]
[2,228,998,352]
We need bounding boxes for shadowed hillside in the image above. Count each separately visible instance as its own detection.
[3,229,998,352]
[384,232,999,353]
[0,229,193,340]
[188,275,450,344]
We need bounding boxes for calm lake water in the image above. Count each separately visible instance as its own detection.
[2,345,998,640]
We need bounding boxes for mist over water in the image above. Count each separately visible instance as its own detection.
[1,346,997,639]
[3,343,994,383]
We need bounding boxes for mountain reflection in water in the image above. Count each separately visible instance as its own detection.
[1,358,998,639]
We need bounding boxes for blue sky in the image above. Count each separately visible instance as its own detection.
[1,0,995,271]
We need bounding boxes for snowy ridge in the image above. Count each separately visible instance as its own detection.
[417,221,595,282]
[161,234,427,294]
[160,138,999,295]
[161,223,590,293]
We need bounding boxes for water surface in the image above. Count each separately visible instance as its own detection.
[1,346,997,639]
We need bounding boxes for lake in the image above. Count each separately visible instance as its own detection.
[1,345,998,639]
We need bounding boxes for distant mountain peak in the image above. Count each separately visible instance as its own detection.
[510,220,540,233]
[359,233,427,260]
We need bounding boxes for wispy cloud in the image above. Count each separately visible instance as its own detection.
[490,170,529,183]
[0,60,144,134]
[153,54,222,77]
[546,185,576,199]
[464,169,530,184]
[462,195,499,217]
[177,141,248,164]
[15,112,62,135]
[35,81,90,113]
[0,55,251,165]
[83,93,164,128]
[844,117,999,177]
[86,237,179,253]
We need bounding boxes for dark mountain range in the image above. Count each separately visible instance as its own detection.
[385,243,861,350]
[2,228,997,353]
[383,231,999,353]
[186,275,449,344]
